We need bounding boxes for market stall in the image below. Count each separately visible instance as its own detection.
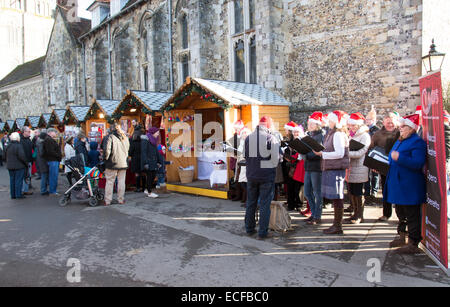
[160,77,291,199]
[6,120,16,132]
[0,122,7,139]
[111,89,172,137]
[62,105,90,138]
[84,99,120,144]
[38,113,52,129]
[25,116,41,129]
[15,118,26,131]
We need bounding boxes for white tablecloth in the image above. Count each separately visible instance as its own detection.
[210,169,228,187]
[197,151,227,180]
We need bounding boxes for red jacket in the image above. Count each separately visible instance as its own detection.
[291,153,305,183]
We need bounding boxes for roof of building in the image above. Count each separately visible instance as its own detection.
[57,5,92,41]
[114,90,172,116]
[40,113,52,126]
[162,78,291,110]
[97,100,121,116]
[6,120,15,128]
[15,118,26,129]
[0,56,45,88]
[26,116,41,128]
[0,122,5,132]
[67,105,91,122]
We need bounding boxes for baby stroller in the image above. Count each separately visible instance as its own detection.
[59,155,105,207]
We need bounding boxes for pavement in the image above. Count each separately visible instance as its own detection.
[0,166,449,287]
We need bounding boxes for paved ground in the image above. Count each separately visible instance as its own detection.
[0,166,449,287]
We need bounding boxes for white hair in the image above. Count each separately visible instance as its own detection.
[10,132,20,142]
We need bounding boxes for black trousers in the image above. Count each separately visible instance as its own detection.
[287,178,302,210]
[145,170,156,192]
[395,204,422,244]
[380,175,392,218]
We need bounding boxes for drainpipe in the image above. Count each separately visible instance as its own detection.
[168,0,174,93]
[81,41,87,106]
[107,23,113,99]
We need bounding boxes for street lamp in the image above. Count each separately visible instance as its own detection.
[422,39,446,73]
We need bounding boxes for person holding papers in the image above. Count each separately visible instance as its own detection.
[344,112,371,224]
[384,114,426,254]
[313,110,349,235]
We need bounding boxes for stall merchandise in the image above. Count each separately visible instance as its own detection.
[85,99,120,143]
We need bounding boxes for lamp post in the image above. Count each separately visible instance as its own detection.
[422,39,446,73]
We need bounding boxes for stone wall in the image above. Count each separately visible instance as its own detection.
[282,0,423,124]
[42,9,84,109]
[1,77,47,119]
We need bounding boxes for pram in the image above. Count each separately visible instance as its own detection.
[59,155,105,207]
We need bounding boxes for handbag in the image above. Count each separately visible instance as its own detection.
[288,162,296,178]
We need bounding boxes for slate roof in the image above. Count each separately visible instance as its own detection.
[0,122,5,132]
[26,116,41,128]
[67,106,90,122]
[53,109,67,122]
[0,56,45,88]
[96,100,120,116]
[194,78,291,106]
[15,118,26,129]
[116,90,172,114]
[6,120,15,129]
[58,5,91,40]
[163,78,291,110]
[40,113,52,125]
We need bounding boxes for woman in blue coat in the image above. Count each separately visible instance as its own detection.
[384,114,426,254]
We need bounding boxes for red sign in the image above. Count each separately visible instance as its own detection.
[420,71,448,269]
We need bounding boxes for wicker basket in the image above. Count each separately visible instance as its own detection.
[178,168,194,184]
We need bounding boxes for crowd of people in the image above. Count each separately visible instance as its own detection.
[232,106,446,255]
[0,119,167,206]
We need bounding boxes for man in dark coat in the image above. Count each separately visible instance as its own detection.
[20,126,34,195]
[6,132,28,199]
[75,133,89,166]
[36,130,50,195]
[140,133,162,198]
[43,128,62,196]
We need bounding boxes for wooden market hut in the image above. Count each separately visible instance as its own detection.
[62,105,90,135]
[112,89,172,137]
[25,116,41,129]
[6,120,15,132]
[48,109,67,127]
[160,77,291,199]
[84,99,120,144]
[0,122,7,138]
[15,118,26,131]
[38,113,52,128]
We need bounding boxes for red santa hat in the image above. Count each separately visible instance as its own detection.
[259,116,273,128]
[401,114,420,131]
[284,121,298,131]
[327,110,347,129]
[308,112,323,125]
[415,105,422,115]
[233,120,244,130]
[347,112,366,126]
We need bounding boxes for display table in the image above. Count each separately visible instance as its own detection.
[210,169,228,187]
[197,151,227,180]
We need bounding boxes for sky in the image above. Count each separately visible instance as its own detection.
[76,0,92,19]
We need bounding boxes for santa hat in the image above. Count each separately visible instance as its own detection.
[415,105,422,115]
[284,121,298,131]
[308,112,323,125]
[347,112,366,126]
[401,114,420,131]
[294,124,305,135]
[259,116,273,128]
[233,120,244,130]
[322,113,329,126]
[328,110,347,129]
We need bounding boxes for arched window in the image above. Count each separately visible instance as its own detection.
[181,54,189,82]
[181,14,188,49]
[249,36,256,84]
[234,39,245,83]
[249,0,255,30]
[142,29,148,61]
[234,0,243,34]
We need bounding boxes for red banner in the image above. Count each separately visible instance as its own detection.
[420,71,448,269]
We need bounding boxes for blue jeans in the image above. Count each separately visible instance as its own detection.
[22,162,31,192]
[364,170,379,196]
[304,171,323,219]
[157,172,165,185]
[245,180,275,238]
[9,169,25,198]
[48,161,60,194]
[40,172,49,194]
